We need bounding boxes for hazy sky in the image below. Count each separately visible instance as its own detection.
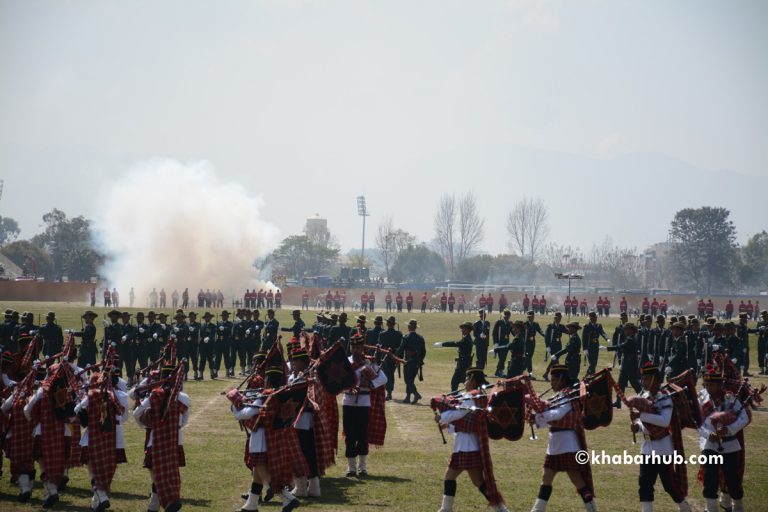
[1,0,766,258]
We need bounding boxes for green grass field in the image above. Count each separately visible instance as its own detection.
[1,302,766,512]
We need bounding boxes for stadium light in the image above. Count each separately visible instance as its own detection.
[357,196,370,267]
[555,272,584,318]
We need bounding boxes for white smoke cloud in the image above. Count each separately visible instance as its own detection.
[95,159,280,305]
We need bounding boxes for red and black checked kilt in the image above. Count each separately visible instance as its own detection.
[448,450,483,470]
[544,452,582,472]
[81,447,128,465]
[246,452,268,469]
[7,404,35,476]
[33,435,71,462]
[143,445,185,469]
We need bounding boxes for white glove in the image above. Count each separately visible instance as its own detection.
[546,347,551,353]
[160,324,166,329]
[219,326,225,332]
[174,327,180,333]
[121,336,127,342]
[712,344,720,351]
[480,334,486,339]
[246,329,251,335]
[204,337,210,343]
[65,329,73,334]
[139,327,145,334]
[433,342,443,347]
[664,367,672,375]
[254,325,261,331]
[188,327,195,333]
[697,359,702,366]
[29,330,38,335]
[599,345,607,351]
[743,348,747,353]
[153,333,158,340]
[731,358,738,364]
[550,354,557,361]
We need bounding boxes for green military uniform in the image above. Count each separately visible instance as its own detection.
[492,314,511,378]
[755,312,768,374]
[523,314,545,378]
[120,313,138,384]
[473,315,490,370]
[397,320,425,404]
[263,311,280,351]
[187,313,202,380]
[135,313,150,371]
[552,322,583,382]
[605,323,642,407]
[506,325,526,378]
[664,325,689,379]
[439,322,474,391]
[199,313,217,379]
[39,313,64,358]
[544,315,567,380]
[377,317,401,399]
[582,314,608,376]
[216,311,234,378]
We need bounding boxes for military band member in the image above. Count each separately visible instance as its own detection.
[529,364,597,512]
[473,310,491,370]
[582,312,608,376]
[600,322,642,408]
[249,310,265,363]
[551,322,582,382]
[433,368,509,512]
[698,368,750,512]
[650,315,670,368]
[543,312,567,381]
[172,311,192,380]
[288,349,323,499]
[524,311,545,379]
[187,312,201,380]
[281,310,305,340]
[397,319,426,404]
[437,322,475,392]
[147,312,166,363]
[663,323,689,380]
[492,310,512,378]
[368,315,384,346]
[135,312,150,373]
[343,334,387,477]
[629,363,692,512]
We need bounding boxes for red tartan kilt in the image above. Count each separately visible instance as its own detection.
[33,436,69,460]
[544,452,582,472]
[448,450,483,470]
[144,445,185,469]
[246,452,268,469]
[80,447,127,465]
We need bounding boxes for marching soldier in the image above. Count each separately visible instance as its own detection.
[756,310,768,374]
[543,312,567,381]
[662,322,688,380]
[378,316,402,400]
[103,309,123,355]
[249,309,264,361]
[13,312,38,356]
[505,320,526,378]
[199,312,216,379]
[551,322,582,382]
[698,367,750,512]
[398,319,426,404]
[629,363,693,512]
[120,311,137,385]
[39,311,63,358]
[74,311,99,368]
[436,322,474,392]
[736,313,753,376]
[146,311,164,363]
[329,312,351,351]
[529,364,597,512]
[135,312,150,372]
[262,309,279,351]
[524,311,545,380]
[600,322,642,408]
[216,310,234,378]
[187,311,201,380]
[650,315,670,367]
[172,311,191,379]
[582,312,608,376]
[368,315,384,345]
[232,310,248,376]
[432,368,510,512]
[473,310,490,370]
[492,309,512,378]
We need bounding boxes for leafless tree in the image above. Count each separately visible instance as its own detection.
[375,216,416,281]
[507,196,549,262]
[434,192,485,277]
[458,191,485,261]
[434,194,457,276]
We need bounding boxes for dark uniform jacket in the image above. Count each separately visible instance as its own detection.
[39,321,64,357]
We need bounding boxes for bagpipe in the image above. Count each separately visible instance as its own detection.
[430,375,531,444]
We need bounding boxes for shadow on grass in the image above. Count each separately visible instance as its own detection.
[316,474,413,504]
[63,485,148,501]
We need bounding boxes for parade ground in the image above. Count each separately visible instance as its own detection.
[1,302,766,512]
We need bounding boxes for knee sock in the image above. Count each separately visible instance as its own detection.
[578,486,593,503]
[152,483,157,493]
[251,482,262,495]
[538,485,553,501]
[444,480,457,497]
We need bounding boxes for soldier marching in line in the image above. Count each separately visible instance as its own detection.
[543,312,567,381]
[582,312,608,377]
[550,322,582,382]
[39,311,63,358]
[199,312,217,379]
[378,316,402,401]
[600,322,642,408]
[523,311,545,380]
[473,310,491,370]
[398,319,426,404]
[216,310,234,378]
[436,322,475,392]
[492,309,512,378]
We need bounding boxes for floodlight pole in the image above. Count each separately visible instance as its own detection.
[357,196,370,266]
[555,271,584,319]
